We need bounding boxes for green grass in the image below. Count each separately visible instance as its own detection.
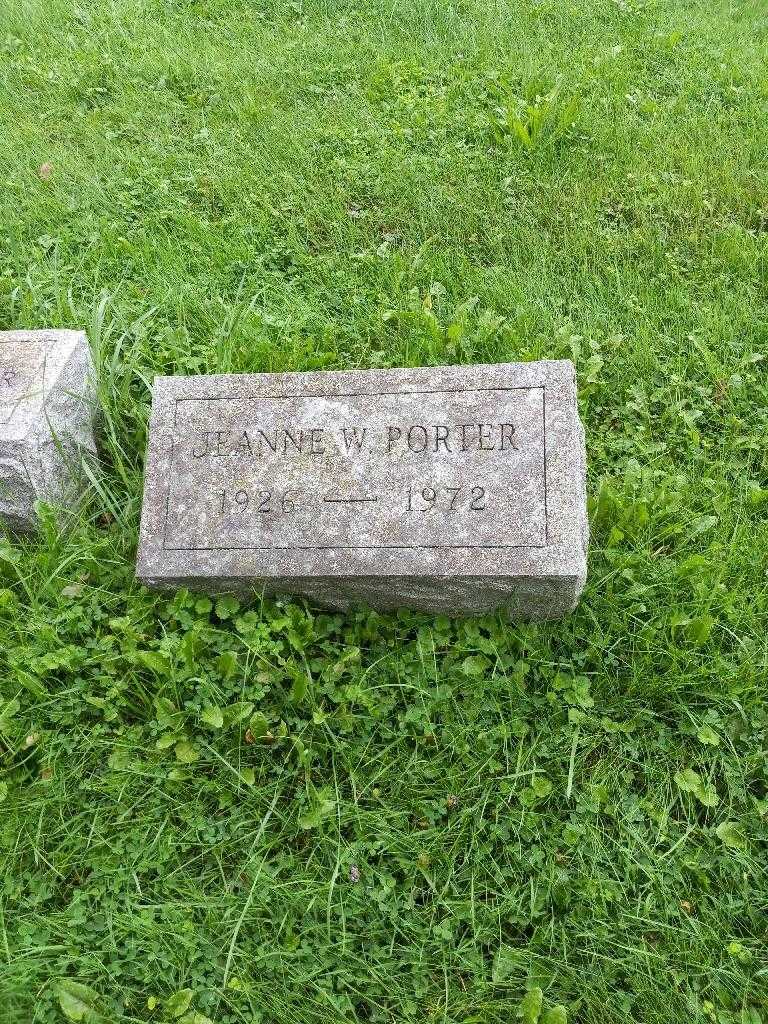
[1,0,767,1021]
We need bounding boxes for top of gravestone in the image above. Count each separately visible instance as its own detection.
[0,330,89,441]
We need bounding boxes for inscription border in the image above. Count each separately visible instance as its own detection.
[161,385,549,551]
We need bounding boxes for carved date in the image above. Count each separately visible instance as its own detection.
[215,484,488,516]
[405,485,487,512]
[217,489,299,514]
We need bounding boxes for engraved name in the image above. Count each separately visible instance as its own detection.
[190,422,519,459]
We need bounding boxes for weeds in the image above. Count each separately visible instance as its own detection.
[0,0,767,1022]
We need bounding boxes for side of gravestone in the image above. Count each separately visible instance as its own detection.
[0,329,97,532]
[136,360,588,619]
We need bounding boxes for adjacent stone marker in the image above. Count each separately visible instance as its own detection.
[137,361,587,618]
[0,330,96,532]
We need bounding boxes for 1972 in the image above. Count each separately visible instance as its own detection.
[405,486,487,512]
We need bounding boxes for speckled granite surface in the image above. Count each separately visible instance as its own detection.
[137,361,587,618]
[0,330,96,532]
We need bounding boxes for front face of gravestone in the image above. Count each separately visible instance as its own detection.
[0,336,47,430]
[0,330,96,532]
[163,386,547,553]
[138,362,587,618]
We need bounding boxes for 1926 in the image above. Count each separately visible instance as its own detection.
[217,489,299,514]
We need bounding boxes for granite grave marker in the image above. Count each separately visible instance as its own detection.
[0,329,96,533]
[137,361,587,618]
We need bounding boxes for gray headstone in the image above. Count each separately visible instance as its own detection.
[0,329,96,533]
[137,361,587,618]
